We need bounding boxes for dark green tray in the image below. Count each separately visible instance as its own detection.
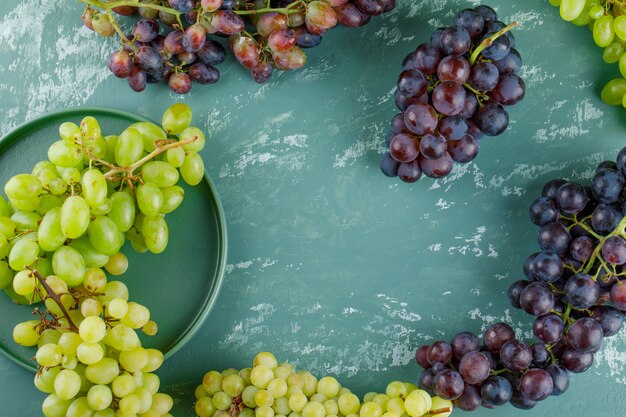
[0,108,227,372]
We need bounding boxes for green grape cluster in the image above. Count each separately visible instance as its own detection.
[194,352,453,417]
[14,276,173,417]
[0,102,206,302]
[549,0,626,107]
[0,103,209,417]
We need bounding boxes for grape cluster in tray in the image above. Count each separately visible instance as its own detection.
[414,150,626,411]
[381,6,525,183]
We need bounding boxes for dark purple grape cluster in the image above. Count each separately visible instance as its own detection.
[82,0,395,93]
[415,324,560,411]
[380,6,525,183]
[414,149,626,411]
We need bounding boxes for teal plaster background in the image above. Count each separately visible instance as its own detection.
[0,0,624,415]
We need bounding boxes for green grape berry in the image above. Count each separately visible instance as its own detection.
[162,103,192,135]
[129,122,166,153]
[108,191,136,233]
[61,196,91,239]
[181,126,207,152]
[616,15,626,40]
[560,0,586,21]
[180,151,205,186]
[223,374,246,397]
[9,237,39,271]
[602,78,626,105]
[48,140,83,168]
[52,246,86,287]
[589,4,604,20]
[5,173,42,200]
[115,127,144,167]
[81,169,108,208]
[141,161,180,188]
[136,182,164,218]
[13,320,40,346]
[213,391,232,410]
[80,116,102,142]
[403,390,430,417]
[604,42,624,63]
[59,121,80,143]
[593,14,615,47]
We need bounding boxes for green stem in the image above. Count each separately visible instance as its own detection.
[233,6,300,15]
[463,82,480,96]
[79,0,181,16]
[79,0,302,17]
[469,21,519,65]
[106,9,138,52]
[102,136,197,181]
[562,214,602,240]
[548,283,564,295]
[7,230,35,241]
[559,215,602,239]
[579,215,626,274]
[563,304,572,322]
[462,82,486,106]
[546,343,557,365]
[490,369,508,376]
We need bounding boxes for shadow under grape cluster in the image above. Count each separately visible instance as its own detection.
[82,0,395,93]
[381,6,525,183]
[413,149,626,411]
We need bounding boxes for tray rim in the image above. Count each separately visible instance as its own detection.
[0,106,228,372]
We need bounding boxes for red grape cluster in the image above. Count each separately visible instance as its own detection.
[81,0,395,93]
[381,6,525,183]
[414,150,626,411]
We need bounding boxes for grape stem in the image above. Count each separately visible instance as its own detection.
[469,21,518,65]
[101,135,197,181]
[562,304,573,328]
[80,0,185,28]
[490,368,507,376]
[7,230,35,241]
[78,0,303,17]
[234,5,301,15]
[545,343,558,365]
[582,215,626,274]
[79,0,181,16]
[237,0,304,15]
[462,82,480,96]
[561,213,602,240]
[30,269,79,333]
[428,407,452,416]
[228,396,244,417]
[462,82,488,106]
[106,9,138,53]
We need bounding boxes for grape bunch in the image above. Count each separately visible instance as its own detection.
[380,6,525,183]
[0,103,207,416]
[415,324,565,411]
[550,0,626,108]
[14,276,174,417]
[81,0,395,93]
[414,149,626,411]
[195,352,454,417]
[0,102,205,304]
